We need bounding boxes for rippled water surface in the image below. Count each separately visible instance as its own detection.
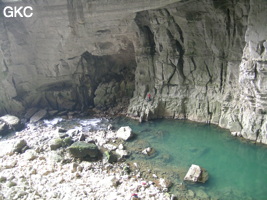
[113,118,267,200]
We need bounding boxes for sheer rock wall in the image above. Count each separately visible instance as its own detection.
[0,0,267,143]
[128,0,267,144]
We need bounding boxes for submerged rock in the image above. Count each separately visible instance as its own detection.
[141,147,155,156]
[159,178,172,189]
[198,167,209,183]
[68,141,101,160]
[116,126,133,141]
[196,189,209,199]
[184,164,208,183]
[187,190,195,198]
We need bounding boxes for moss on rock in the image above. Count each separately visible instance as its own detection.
[68,142,101,160]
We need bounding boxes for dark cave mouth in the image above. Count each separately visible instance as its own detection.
[20,45,138,115]
[76,45,137,112]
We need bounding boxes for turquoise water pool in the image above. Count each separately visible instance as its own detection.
[113,118,267,200]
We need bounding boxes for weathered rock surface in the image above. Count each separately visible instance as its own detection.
[116,126,133,140]
[49,137,73,150]
[115,149,129,159]
[12,139,28,153]
[24,149,38,161]
[68,141,101,160]
[184,164,208,183]
[184,164,202,183]
[0,0,267,144]
[127,0,267,144]
[0,115,23,135]
[29,109,47,123]
[0,115,22,129]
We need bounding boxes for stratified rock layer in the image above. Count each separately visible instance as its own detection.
[0,0,267,143]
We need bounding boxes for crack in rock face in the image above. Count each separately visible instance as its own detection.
[0,0,267,143]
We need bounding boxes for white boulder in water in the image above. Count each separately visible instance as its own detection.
[116,126,133,141]
[107,124,113,130]
[115,149,128,158]
[142,147,152,155]
[184,164,208,183]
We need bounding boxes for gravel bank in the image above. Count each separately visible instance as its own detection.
[0,119,174,200]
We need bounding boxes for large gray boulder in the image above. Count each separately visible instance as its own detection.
[68,142,101,160]
[0,115,23,135]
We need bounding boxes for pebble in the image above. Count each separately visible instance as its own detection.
[0,176,7,182]
[24,149,38,160]
[159,178,172,188]
[70,163,79,173]
[152,174,158,178]
[3,160,17,169]
[6,181,17,187]
[118,143,124,150]
[188,189,195,197]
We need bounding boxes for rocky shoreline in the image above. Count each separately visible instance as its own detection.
[0,115,185,200]
[2,111,255,200]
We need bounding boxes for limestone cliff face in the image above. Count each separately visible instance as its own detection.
[129,2,250,123]
[0,0,142,113]
[0,0,267,143]
[128,0,267,144]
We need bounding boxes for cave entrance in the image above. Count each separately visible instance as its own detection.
[75,46,136,112]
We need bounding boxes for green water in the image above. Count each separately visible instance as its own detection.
[113,118,267,200]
